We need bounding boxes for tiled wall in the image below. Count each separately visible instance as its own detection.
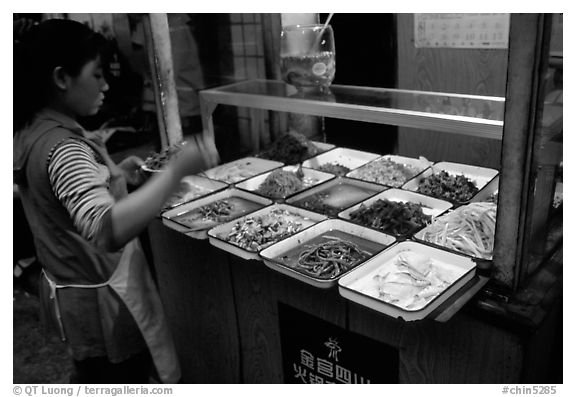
[228,13,271,154]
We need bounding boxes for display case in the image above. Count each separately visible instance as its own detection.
[197,14,562,299]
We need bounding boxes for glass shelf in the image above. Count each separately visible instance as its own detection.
[200,79,505,141]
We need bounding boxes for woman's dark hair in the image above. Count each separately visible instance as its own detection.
[14,19,108,132]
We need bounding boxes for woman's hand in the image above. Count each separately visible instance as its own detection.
[118,155,146,187]
[168,139,210,179]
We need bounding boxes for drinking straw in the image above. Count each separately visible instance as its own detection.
[309,13,334,54]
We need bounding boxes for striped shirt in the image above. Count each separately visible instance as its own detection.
[47,138,115,242]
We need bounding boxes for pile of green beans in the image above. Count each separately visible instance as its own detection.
[296,237,369,279]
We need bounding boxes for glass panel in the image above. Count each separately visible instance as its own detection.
[521,13,563,282]
[214,80,505,122]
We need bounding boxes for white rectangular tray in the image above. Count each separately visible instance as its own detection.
[338,241,476,321]
[302,147,381,175]
[286,176,387,217]
[208,204,327,261]
[312,141,336,154]
[160,175,228,212]
[412,201,498,262]
[402,161,499,205]
[346,154,430,188]
[161,188,272,240]
[470,175,500,203]
[201,157,283,184]
[235,165,335,201]
[260,219,396,289]
[338,188,453,237]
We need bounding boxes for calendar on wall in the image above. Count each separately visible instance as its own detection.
[414,13,509,49]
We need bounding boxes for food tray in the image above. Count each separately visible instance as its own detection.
[208,204,327,261]
[235,165,336,201]
[312,141,336,154]
[286,177,387,218]
[338,188,453,238]
[346,154,430,188]
[302,147,381,176]
[201,157,284,184]
[160,175,228,212]
[470,175,500,203]
[338,240,476,321]
[402,161,499,205]
[412,201,498,262]
[260,219,396,289]
[161,188,272,240]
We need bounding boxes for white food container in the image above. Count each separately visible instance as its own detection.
[338,188,453,237]
[208,204,327,261]
[402,161,499,204]
[260,219,396,289]
[338,241,476,321]
[160,175,228,212]
[235,165,335,201]
[470,175,500,203]
[286,177,387,217]
[161,188,272,240]
[201,157,283,184]
[346,154,430,187]
[302,147,381,175]
[311,141,336,154]
[412,201,498,262]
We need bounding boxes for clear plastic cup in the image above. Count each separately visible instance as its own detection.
[280,24,335,92]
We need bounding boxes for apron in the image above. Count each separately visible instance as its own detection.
[43,239,181,384]
[42,136,181,384]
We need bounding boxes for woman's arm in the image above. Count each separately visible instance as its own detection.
[108,141,206,249]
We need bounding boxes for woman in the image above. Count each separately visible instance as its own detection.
[13,19,213,383]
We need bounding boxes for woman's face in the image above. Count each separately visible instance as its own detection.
[62,57,109,117]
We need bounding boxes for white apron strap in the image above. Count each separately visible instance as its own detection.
[42,270,109,342]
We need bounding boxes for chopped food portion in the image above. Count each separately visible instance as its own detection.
[417,171,479,202]
[349,199,431,236]
[259,131,320,164]
[257,169,303,199]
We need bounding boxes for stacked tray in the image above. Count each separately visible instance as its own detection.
[208,204,327,260]
[161,188,272,239]
[286,177,387,218]
[402,161,499,205]
[338,240,477,321]
[338,188,452,239]
[346,154,430,188]
[260,219,395,288]
[235,165,335,201]
[201,157,283,184]
[302,147,381,176]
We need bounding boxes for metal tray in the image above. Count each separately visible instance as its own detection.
[312,141,336,154]
[470,175,500,203]
[201,157,283,184]
[286,177,387,218]
[302,147,381,176]
[346,154,430,188]
[161,188,272,240]
[160,175,228,212]
[338,241,476,321]
[412,201,498,262]
[338,188,453,238]
[402,161,499,205]
[260,219,396,289]
[208,203,327,261]
[235,165,335,201]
